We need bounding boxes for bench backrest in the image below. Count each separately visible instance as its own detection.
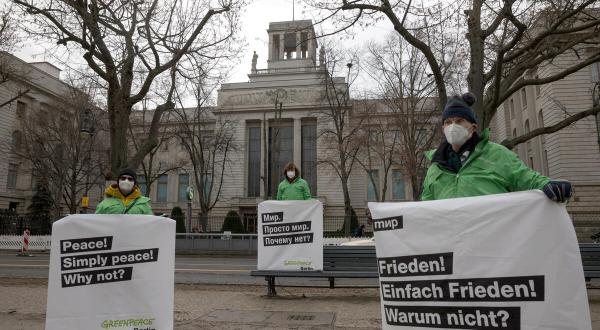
[324,245,378,272]
[579,243,600,276]
[322,244,600,277]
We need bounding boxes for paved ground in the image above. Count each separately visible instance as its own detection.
[2,277,600,329]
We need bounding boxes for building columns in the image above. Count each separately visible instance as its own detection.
[293,118,302,169]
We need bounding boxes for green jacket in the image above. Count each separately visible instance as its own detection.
[277,177,311,200]
[421,129,550,201]
[95,184,153,215]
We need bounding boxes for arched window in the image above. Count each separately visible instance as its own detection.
[524,120,530,133]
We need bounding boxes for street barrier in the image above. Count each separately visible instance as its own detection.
[21,229,30,255]
[0,235,52,250]
[0,234,362,253]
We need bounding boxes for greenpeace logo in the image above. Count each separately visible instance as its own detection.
[101,318,155,329]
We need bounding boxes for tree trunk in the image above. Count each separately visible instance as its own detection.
[340,168,352,237]
[108,97,131,175]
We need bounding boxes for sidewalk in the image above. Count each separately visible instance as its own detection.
[1,277,599,329]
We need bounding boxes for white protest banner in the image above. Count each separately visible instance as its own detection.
[258,200,323,271]
[45,214,175,330]
[369,190,591,330]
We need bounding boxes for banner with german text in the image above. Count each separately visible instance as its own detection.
[369,190,590,330]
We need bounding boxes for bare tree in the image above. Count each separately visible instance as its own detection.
[317,46,362,235]
[264,89,286,199]
[0,4,29,109]
[14,0,245,174]
[308,0,600,148]
[128,101,187,198]
[12,90,108,216]
[362,35,440,200]
[173,87,235,229]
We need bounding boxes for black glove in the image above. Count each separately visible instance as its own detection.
[543,180,572,203]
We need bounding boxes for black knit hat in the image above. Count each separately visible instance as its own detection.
[442,93,477,124]
[118,168,137,183]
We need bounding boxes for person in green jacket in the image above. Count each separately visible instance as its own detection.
[421,93,572,202]
[95,168,153,214]
[276,163,312,200]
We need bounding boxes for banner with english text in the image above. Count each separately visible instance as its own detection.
[257,200,323,271]
[369,190,591,330]
[45,214,175,330]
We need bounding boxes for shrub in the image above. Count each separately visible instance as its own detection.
[170,206,186,233]
[221,210,245,233]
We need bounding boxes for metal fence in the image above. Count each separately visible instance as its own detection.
[0,212,53,235]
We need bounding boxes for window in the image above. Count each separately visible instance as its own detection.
[368,130,379,143]
[300,32,309,58]
[525,120,532,152]
[273,34,280,60]
[392,170,405,200]
[284,33,297,59]
[302,122,317,196]
[138,175,147,196]
[416,128,428,147]
[510,99,515,119]
[521,89,527,108]
[268,124,293,197]
[157,174,168,202]
[178,174,189,202]
[7,163,17,189]
[529,157,534,169]
[201,174,212,204]
[592,62,600,82]
[11,131,22,151]
[16,101,27,119]
[366,170,379,201]
[247,126,261,197]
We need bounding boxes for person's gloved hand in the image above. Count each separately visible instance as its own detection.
[543,180,572,203]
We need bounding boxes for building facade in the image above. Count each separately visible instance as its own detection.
[133,20,423,232]
[490,51,600,229]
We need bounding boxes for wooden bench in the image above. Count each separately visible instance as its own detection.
[579,243,600,281]
[250,245,378,296]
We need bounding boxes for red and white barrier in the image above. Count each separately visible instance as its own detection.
[20,229,30,255]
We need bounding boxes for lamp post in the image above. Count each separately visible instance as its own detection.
[344,61,353,237]
[79,108,95,214]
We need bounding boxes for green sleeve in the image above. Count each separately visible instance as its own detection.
[420,167,434,201]
[276,182,284,200]
[95,199,110,214]
[420,178,433,201]
[504,147,550,192]
[302,179,311,200]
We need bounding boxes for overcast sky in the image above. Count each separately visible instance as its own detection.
[15,0,394,91]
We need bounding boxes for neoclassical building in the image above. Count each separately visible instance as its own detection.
[133,20,420,231]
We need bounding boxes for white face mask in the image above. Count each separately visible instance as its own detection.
[444,123,472,147]
[118,180,134,195]
[286,171,295,179]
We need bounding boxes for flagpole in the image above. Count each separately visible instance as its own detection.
[292,0,295,21]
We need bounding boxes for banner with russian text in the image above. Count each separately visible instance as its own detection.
[369,190,590,330]
[257,200,323,271]
[45,214,175,330]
